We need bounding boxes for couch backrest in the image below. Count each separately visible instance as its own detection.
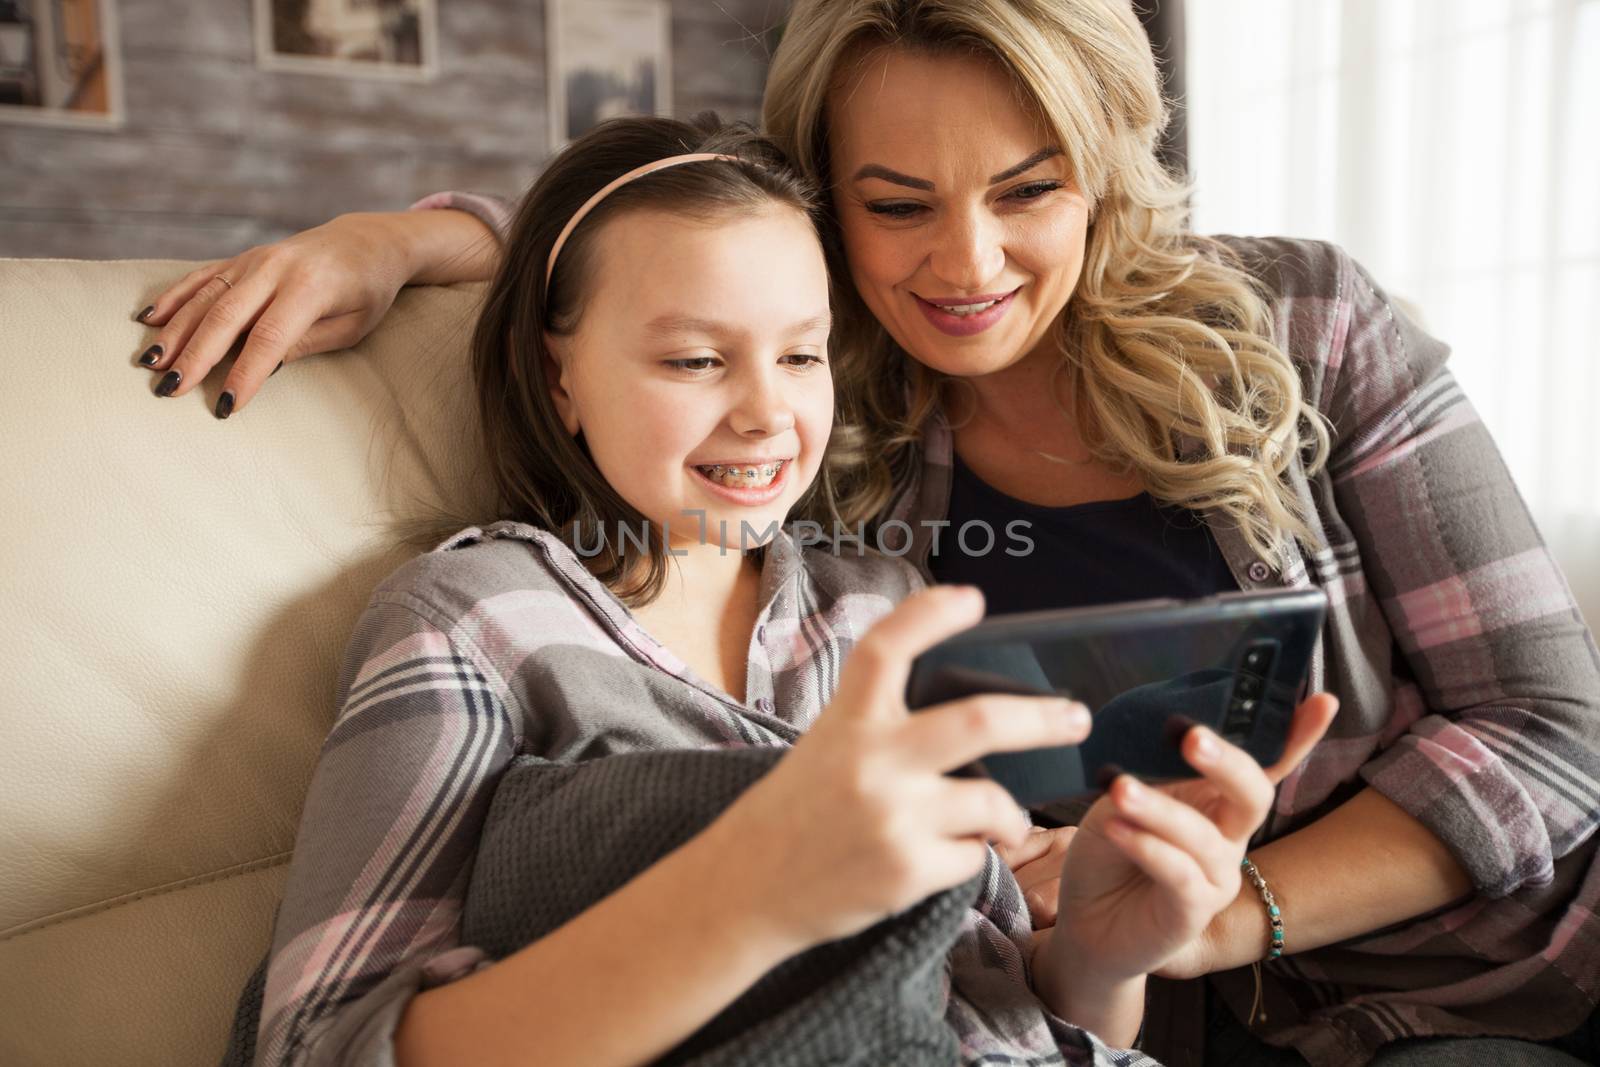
[0,258,495,1067]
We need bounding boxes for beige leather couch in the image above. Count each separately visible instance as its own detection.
[0,258,495,1067]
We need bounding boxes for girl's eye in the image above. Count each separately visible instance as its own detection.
[782,352,826,368]
[864,201,926,220]
[1007,180,1061,202]
[666,356,720,372]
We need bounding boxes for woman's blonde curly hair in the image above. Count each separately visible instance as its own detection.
[763,0,1330,562]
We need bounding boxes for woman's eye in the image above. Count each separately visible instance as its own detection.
[865,201,925,220]
[666,357,719,372]
[1007,181,1061,203]
[782,352,826,368]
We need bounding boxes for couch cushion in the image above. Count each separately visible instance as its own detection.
[0,258,495,1067]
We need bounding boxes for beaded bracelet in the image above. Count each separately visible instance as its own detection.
[1241,857,1283,1025]
[1241,857,1284,958]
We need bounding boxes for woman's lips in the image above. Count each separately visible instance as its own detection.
[914,288,1020,337]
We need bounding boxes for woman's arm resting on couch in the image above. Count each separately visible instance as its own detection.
[134,204,504,416]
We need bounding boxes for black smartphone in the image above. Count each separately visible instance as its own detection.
[904,588,1327,806]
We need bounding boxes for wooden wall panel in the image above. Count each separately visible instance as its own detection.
[0,0,784,259]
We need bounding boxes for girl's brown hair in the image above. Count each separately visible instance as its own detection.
[471,113,837,605]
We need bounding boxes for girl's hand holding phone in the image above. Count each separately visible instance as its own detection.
[699,585,1093,954]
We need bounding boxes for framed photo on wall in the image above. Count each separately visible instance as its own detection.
[0,0,123,128]
[547,0,671,149]
[254,0,438,81]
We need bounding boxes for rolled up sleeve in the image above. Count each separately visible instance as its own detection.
[408,191,515,245]
[1319,247,1600,898]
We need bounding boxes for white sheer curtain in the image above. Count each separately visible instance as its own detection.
[1186,0,1600,626]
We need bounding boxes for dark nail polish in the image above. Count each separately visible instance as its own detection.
[271,360,284,377]
[1094,763,1127,791]
[136,305,155,322]
[138,344,163,366]
[215,391,235,420]
[1162,714,1201,751]
[155,370,181,397]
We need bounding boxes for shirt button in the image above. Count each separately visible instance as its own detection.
[756,624,767,644]
[1247,561,1272,583]
[756,697,773,714]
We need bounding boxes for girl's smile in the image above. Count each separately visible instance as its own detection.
[689,458,792,505]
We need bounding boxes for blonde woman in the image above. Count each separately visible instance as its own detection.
[135,2,1600,1064]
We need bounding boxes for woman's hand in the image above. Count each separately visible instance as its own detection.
[995,825,1078,929]
[701,585,1093,952]
[131,208,496,416]
[1037,694,1338,985]
[1000,695,1337,935]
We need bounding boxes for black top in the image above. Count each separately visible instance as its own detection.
[928,455,1239,615]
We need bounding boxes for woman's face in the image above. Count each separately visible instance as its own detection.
[826,46,1090,381]
[547,204,834,552]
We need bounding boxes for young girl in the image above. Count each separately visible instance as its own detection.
[242,115,1312,1067]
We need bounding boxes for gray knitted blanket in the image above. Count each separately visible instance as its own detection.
[222,746,977,1066]
[461,746,976,1066]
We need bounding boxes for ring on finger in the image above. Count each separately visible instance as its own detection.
[214,274,235,290]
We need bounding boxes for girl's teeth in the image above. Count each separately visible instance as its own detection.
[698,461,784,489]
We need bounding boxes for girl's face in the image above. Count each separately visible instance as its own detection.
[826,46,1090,382]
[547,204,833,551]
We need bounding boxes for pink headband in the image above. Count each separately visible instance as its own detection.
[544,152,743,287]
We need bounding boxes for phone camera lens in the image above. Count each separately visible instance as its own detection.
[1235,674,1262,699]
